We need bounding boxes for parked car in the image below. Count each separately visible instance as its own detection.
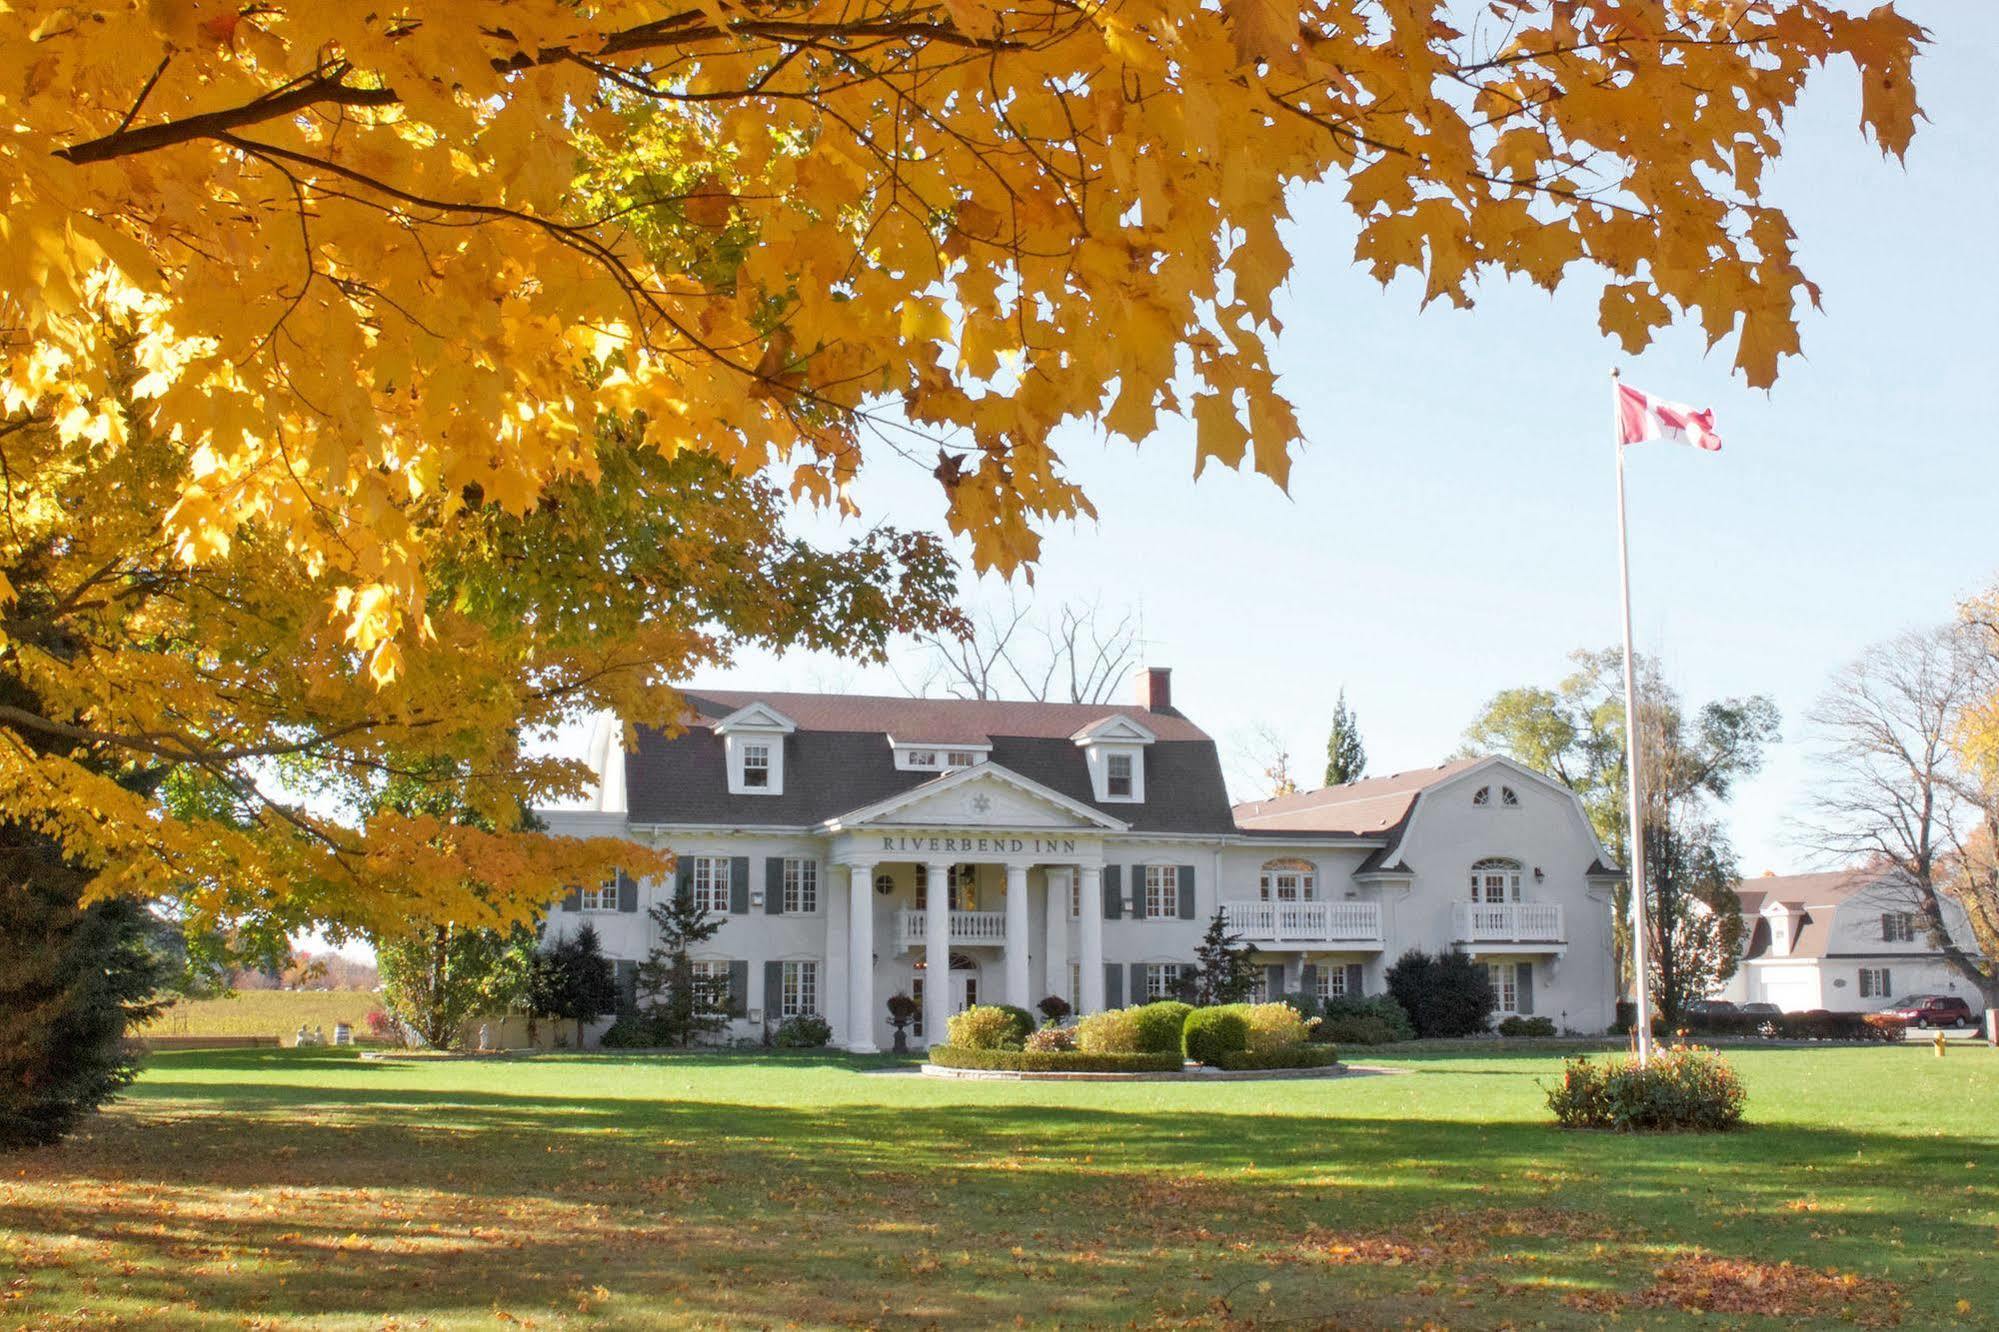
[1876,995,1976,1028]
[1683,999,1740,1018]
[1739,1002,1781,1017]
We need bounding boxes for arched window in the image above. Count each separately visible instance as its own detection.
[1501,786,1520,807]
[1469,857,1523,903]
[1472,785,1491,806]
[1259,858,1317,902]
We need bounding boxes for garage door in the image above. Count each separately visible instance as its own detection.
[1759,973,1819,1012]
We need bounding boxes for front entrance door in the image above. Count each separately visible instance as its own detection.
[951,974,979,1014]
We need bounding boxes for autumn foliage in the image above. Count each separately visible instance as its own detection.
[1,1,1925,934]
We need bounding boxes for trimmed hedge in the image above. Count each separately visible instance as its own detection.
[1322,994,1417,1042]
[1075,1006,1145,1054]
[1131,1001,1193,1055]
[926,1046,1183,1074]
[1183,1007,1250,1064]
[1319,1014,1401,1046]
[1211,1045,1341,1071]
[1615,1006,1907,1042]
[947,1004,1034,1050]
[1497,1015,1557,1038]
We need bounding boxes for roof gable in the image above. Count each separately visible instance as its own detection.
[1071,714,1157,745]
[825,763,1129,832]
[710,701,797,734]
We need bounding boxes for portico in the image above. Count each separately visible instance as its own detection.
[823,763,1124,1052]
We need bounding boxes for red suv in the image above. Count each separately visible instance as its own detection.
[1876,995,1976,1028]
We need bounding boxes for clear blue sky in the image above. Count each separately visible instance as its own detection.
[592,3,1994,879]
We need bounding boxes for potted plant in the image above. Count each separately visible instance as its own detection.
[886,992,919,1053]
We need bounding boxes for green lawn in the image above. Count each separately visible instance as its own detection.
[3,1046,1994,1329]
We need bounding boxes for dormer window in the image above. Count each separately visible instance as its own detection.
[909,749,939,768]
[713,701,796,796]
[1071,713,1155,803]
[1107,752,1134,798]
[892,743,990,771]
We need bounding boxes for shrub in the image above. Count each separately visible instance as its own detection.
[1024,1026,1076,1053]
[1319,1014,1400,1046]
[363,1009,395,1040]
[927,1046,1182,1074]
[1239,1001,1315,1054]
[1497,1015,1557,1038]
[1182,1007,1251,1065]
[1321,994,1416,1042]
[1546,1045,1746,1132]
[1130,1001,1193,1055]
[772,1014,832,1048]
[1036,994,1073,1026]
[1074,1006,1145,1054]
[599,1011,669,1048]
[1385,949,1495,1038]
[1211,1045,1342,1071]
[1277,991,1324,1020]
[947,1004,1033,1050]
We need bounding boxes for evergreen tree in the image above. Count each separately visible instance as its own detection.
[1325,688,1367,786]
[1189,908,1258,1004]
[633,887,734,1046]
[538,924,617,1047]
[1,864,168,1150]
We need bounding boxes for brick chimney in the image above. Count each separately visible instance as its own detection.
[1135,666,1172,713]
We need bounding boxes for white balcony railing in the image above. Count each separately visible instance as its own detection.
[895,908,1007,948]
[1453,901,1564,943]
[1221,899,1383,944]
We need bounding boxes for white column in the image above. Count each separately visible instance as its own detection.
[1079,863,1105,1013]
[1004,864,1030,1007]
[825,864,850,1046]
[923,860,952,1047]
[1044,868,1069,1009]
[846,862,878,1053]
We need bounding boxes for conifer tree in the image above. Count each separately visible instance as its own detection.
[634,888,734,1047]
[536,925,618,1047]
[1325,689,1368,786]
[1189,909,1258,1005]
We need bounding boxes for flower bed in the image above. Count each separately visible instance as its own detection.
[925,1046,1183,1074]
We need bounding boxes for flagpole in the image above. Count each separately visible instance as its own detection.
[1612,368,1656,1064]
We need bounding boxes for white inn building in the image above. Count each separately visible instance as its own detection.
[539,669,1624,1048]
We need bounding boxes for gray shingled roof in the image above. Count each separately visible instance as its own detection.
[624,691,1236,833]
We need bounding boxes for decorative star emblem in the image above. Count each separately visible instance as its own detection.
[970,793,992,815]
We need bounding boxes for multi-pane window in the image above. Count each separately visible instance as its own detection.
[907,749,939,768]
[741,742,771,788]
[1316,966,1349,1000]
[1069,872,1082,919]
[783,858,818,913]
[689,856,732,912]
[1107,752,1134,798]
[1068,962,1081,1011]
[1145,865,1179,918]
[1144,963,1190,999]
[1472,785,1491,806]
[874,872,895,896]
[945,750,979,767]
[690,959,733,1006]
[781,961,819,1017]
[1858,967,1892,999]
[1500,786,1520,807]
[1881,912,1916,943]
[1470,858,1523,902]
[1484,962,1519,1013]
[948,864,977,910]
[1259,859,1316,901]
[578,876,618,911]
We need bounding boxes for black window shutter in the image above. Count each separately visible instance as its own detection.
[1131,865,1148,918]
[1264,963,1284,998]
[764,960,785,1017]
[615,959,638,1013]
[617,869,638,913]
[1178,866,1197,919]
[1517,962,1534,1015]
[1299,963,1318,996]
[1346,963,1364,997]
[729,856,750,914]
[1880,913,1892,942]
[1130,962,1147,1002]
[766,858,785,914]
[726,960,748,1013]
[561,885,582,912]
[1104,963,1123,1008]
[1103,866,1123,920]
[675,859,693,903]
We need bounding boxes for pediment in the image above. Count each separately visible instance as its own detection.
[825,764,1126,832]
[1070,713,1157,745]
[711,701,797,734]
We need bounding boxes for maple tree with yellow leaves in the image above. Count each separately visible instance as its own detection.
[1,0,1925,936]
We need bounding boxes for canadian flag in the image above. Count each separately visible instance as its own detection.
[1616,382,1721,452]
